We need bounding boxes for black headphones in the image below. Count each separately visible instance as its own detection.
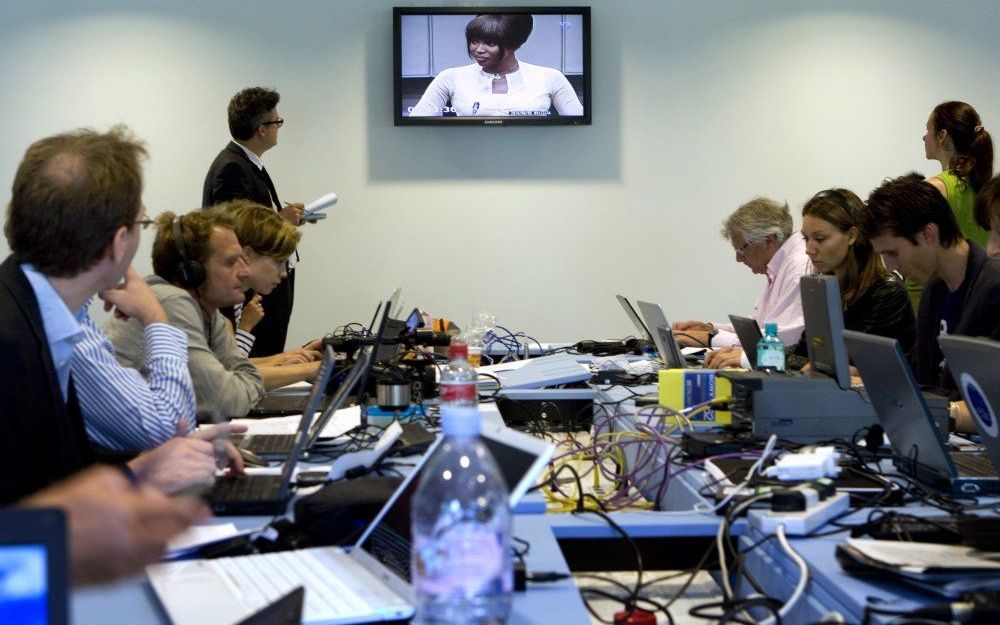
[812,189,860,225]
[171,215,206,289]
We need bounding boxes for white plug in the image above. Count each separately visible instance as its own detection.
[763,446,840,481]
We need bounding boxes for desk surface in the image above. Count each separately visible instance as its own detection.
[73,388,998,624]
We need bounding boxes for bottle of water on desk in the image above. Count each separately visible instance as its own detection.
[756,322,786,372]
[439,342,477,408]
[411,407,512,624]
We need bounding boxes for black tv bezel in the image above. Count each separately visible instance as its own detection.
[393,6,592,127]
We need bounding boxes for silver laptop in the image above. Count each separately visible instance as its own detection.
[615,294,652,343]
[938,335,1000,468]
[843,330,999,496]
[147,424,555,625]
[636,300,689,368]
[305,347,374,447]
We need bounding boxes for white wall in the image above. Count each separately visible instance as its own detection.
[0,0,997,345]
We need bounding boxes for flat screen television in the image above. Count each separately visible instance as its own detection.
[394,6,591,126]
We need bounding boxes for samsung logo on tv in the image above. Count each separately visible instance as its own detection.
[483,120,503,125]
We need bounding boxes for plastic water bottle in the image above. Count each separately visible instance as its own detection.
[411,407,512,624]
[756,322,786,372]
[439,342,477,408]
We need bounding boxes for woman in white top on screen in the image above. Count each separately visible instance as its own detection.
[409,14,583,118]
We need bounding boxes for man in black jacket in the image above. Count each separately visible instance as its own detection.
[862,177,1000,397]
[202,87,304,356]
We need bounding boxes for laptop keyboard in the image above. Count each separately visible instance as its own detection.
[212,475,284,503]
[243,434,295,455]
[953,452,997,477]
[212,550,382,620]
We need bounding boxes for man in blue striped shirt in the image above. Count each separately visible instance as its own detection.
[1,125,243,503]
[74,265,196,451]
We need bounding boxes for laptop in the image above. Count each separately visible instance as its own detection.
[843,330,1000,496]
[800,275,852,389]
[241,348,375,459]
[636,300,690,368]
[728,314,762,370]
[615,294,653,343]
[248,391,332,419]
[209,348,337,515]
[147,424,555,625]
[0,508,68,625]
[938,335,1000,461]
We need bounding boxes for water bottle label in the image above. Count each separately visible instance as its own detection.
[439,381,476,403]
[758,347,785,371]
[413,529,506,595]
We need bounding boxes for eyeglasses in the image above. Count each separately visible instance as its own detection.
[260,118,284,128]
[734,239,754,259]
[135,217,155,230]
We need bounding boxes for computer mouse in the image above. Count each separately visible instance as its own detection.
[238,447,269,468]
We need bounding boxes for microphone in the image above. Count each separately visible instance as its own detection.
[471,102,480,116]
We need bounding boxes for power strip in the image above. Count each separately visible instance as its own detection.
[748,492,850,536]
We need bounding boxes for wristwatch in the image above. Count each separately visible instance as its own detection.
[707,329,719,348]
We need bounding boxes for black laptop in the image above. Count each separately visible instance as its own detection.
[728,314,762,370]
[241,348,374,459]
[209,348,336,515]
[844,330,999,496]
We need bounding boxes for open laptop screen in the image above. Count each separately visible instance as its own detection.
[0,509,67,625]
[358,428,551,583]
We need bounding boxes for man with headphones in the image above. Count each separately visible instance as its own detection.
[105,208,320,418]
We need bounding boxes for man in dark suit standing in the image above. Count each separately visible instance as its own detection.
[203,87,304,356]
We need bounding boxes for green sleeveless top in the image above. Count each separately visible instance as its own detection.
[937,170,989,246]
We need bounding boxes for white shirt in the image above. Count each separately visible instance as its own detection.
[234,141,264,170]
[712,235,813,349]
[409,61,583,118]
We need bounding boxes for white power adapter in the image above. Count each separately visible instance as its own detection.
[763,446,840,481]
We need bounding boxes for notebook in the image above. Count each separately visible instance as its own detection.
[937,335,1000,467]
[147,423,556,625]
[247,392,332,419]
[728,314,762,370]
[615,294,653,343]
[0,509,67,625]
[843,330,999,496]
[636,300,691,368]
[241,348,374,459]
[208,348,336,515]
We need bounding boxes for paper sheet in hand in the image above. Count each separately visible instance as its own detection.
[303,192,337,218]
